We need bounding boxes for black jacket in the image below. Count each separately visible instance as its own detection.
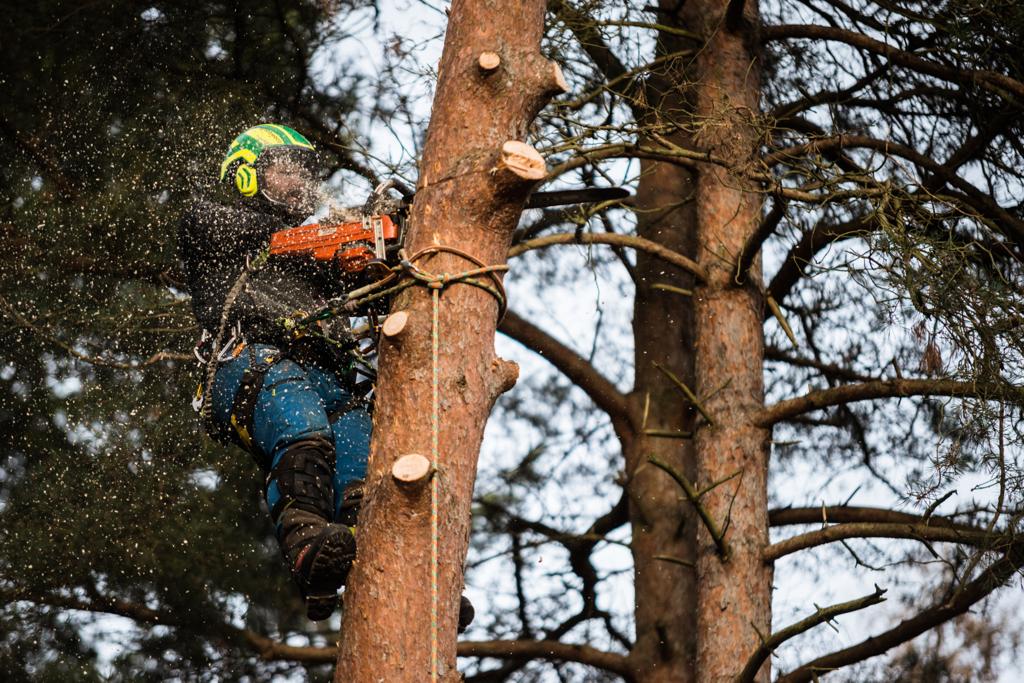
[178,196,351,350]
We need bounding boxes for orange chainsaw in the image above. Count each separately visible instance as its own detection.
[269,178,411,274]
[269,213,402,273]
[267,182,630,274]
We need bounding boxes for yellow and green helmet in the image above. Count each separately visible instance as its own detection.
[219,123,317,197]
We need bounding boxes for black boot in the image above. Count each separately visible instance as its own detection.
[279,508,357,620]
[270,437,355,620]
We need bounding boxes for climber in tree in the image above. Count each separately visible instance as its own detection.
[178,124,369,621]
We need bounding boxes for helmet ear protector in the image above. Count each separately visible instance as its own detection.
[220,148,260,197]
[234,160,259,196]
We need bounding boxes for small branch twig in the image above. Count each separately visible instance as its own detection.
[922,490,956,522]
[654,554,695,568]
[765,295,798,348]
[644,429,693,439]
[652,282,693,297]
[649,455,730,558]
[653,361,715,426]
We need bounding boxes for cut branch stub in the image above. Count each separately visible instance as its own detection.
[549,60,569,93]
[478,51,501,72]
[488,356,520,399]
[391,453,433,486]
[496,140,547,181]
[381,310,409,340]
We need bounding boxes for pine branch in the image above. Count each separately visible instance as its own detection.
[776,546,1024,682]
[763,24,1024,102]
[735,586,887,683]
[764,134,1024,243]
[756,379,1011,427]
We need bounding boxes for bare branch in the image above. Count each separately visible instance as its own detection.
[498,310,635,438]
[776,547,1024,682]
[736,200,786,284]
[764,522,1006,562]
[756,379,1006,427]
[508,231,707,282]
[764,347,875,383]
[766,216,871,309]
[769,506,971,530]
[458,639,633,679]
[735,586,887,683]
[549,0,629,85]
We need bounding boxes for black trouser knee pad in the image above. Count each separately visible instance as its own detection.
[269,435,335,522]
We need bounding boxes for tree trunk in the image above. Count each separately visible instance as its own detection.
[628,155,700,683]
[334,2,566,681]
[627,13,701,682]
[685,2,772,681]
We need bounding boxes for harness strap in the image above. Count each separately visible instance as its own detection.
[230,346,281,460]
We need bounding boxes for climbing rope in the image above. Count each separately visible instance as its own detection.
[431,280,440,682]
[199,248,270,428]
[396,246,508,682]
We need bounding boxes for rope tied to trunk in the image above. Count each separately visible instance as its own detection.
[398,246,508,682]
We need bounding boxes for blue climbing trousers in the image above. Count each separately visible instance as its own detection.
[208,343,371,523]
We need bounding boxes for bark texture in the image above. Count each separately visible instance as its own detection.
[333,1,563,680]
[626,9,701,682]
[683,2,772,682]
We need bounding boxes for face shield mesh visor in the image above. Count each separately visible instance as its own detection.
[258,147,323,215]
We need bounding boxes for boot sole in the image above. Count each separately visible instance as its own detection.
[304,529,356,621]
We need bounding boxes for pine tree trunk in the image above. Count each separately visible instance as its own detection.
[686,2,772,681]
[333,2,566,681]
[628,150,700,683]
